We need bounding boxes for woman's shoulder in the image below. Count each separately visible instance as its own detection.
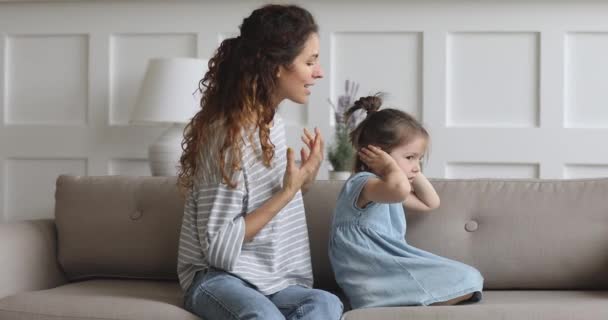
[273,113,284,124]
[270,113,285,135]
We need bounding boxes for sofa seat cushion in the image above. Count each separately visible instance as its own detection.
[0,279,199,320]
[342,290,608,320]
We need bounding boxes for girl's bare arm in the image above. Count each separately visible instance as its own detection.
[403,173,440,212]
[357,146,411,207]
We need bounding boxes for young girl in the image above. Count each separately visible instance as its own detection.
[329,95,483,309]
[177,5,342,320]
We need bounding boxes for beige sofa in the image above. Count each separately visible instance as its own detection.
[1,175,608,320]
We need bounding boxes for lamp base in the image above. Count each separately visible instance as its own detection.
[148,124,184,176]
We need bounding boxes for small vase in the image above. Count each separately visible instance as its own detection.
[329,170,351,180]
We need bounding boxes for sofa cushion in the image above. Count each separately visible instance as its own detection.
[302,180,345,291]
[405,178,608,290]
[0,279,199,320]
[304,178,608,291]
[341,290,608,319]
[55,175,183,281]
[54,176,608,291]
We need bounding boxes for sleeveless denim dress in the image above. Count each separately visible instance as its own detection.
[329,172,483,309]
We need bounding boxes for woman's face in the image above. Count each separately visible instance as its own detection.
[275,33,324,105]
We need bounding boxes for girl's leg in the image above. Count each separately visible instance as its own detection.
[185,270,285,320]
[268,285,343,320]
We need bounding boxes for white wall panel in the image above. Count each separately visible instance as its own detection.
[446,162,539,179]
[447,32,539,127]
[108,158,149,176]
[332,32,421,118]
[3,158,86,221]
[564,164,608,179]
[6,35,88,125]
[0,34,5,125]
[564,32,608,128]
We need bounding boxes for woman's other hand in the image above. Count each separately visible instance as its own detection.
[283,128,323,195]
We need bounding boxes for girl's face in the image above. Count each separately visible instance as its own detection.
[275,33,324,105]
[389,135,427,183]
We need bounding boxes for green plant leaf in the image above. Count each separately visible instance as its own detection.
[328,123,355,171]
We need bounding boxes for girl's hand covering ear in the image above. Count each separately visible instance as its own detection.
[358,145,398,177]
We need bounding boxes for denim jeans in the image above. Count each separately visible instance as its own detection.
[184,269,343,320]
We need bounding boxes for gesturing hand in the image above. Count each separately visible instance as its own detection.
[283,128,323,195]
[299,128,324,190]
[358,145,399,177]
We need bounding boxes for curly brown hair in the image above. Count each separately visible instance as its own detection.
[346,94,429,173]
[178,4,318,192]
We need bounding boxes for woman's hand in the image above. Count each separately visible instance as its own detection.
[282,128,323,195]
[299,128,324,193]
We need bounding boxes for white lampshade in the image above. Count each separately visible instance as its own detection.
[130,57,207,124]
[130,57,207,176]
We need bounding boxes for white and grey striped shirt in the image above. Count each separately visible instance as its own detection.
[177,115,313,295]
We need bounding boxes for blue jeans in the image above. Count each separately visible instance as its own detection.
[184,269,343,320]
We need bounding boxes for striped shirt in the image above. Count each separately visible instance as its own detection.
[177,115,313,295]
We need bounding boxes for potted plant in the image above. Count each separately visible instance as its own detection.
[327,80,362,180]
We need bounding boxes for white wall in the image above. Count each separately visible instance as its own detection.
[2,0,608,221]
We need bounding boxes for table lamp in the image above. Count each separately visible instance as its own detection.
[130,57,207,176]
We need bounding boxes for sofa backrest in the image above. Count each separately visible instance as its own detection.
[55,175,608,290]
[55,175,183,281]
[304,178,608,290]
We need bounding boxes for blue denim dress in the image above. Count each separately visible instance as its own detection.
[329,172,483,309]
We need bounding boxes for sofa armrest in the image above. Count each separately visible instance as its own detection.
[0,219,67,299]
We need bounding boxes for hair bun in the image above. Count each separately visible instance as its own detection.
[353,94,383,115]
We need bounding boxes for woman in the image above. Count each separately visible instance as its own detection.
[177,4,343,320]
